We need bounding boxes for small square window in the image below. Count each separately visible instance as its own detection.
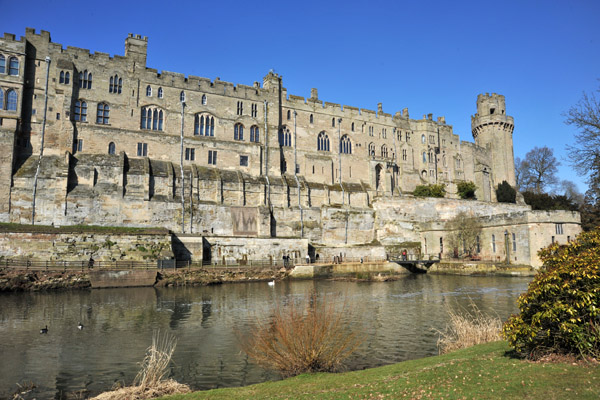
[240,155,248,167]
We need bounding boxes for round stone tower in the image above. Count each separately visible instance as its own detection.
[471,93,516,188]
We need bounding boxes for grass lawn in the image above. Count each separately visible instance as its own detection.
[162,341,599,399]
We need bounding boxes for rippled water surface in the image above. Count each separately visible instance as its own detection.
[0,275,530,398]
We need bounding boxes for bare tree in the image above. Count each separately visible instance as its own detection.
[565,86,600,230]
[557,179,584,205]
[445,212,482,258]
[520,146,560,194]
[515,157,532,191]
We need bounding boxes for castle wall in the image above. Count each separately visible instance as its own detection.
[0,28,583,269]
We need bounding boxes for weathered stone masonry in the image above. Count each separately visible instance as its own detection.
[0,28,581,267]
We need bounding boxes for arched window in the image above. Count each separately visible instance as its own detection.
[421,134,426,143]
[381,144,388,158]
[287,110,291,120]
[422,151,427,163]
[351,122,354,131]
[96,103,110,124]
[157,87,163,98]
[278,126,291,147]
[195,114,215,136]
[429,150,434,163]
[180,91,185,102]
[109,75,122,94]
[8,57,19,76]
[309,114,313,124]
[201,94,207,105]
[64,72,70,84]
[78,70,92,89]
[234,123,244,141]
[332,117,335,127]
[0,55,5,73]
[340,134,351,154]
[250,125,260,142]
[492,234,496,253]
[146,85,152,97]
[140,106,163,131]
[108,142,116,155]
[0,89,3,110]
[368,142,375,156]
[73,100,87,121]
[60,71,65,84]
[317,131,330,151]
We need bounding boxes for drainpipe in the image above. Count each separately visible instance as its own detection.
[189,171,193,233]
[31,56,51,225]
[180,100,185,233]
[338,118,344,205]
[263,100,270,207]
[293,111,303,238]
[392,127,398,196]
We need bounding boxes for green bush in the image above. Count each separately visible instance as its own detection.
[457,181,477,199]
[496,181,516,203]
[522,191,579,211]
[413,184,446,198]
[502,228,600,359]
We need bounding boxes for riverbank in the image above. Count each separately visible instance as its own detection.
[0,261,536,291]
[161,341,599,400]
[0,267,288,292]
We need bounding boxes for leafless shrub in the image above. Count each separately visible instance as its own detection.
[91,331,190,400]
[239,291,363,377]
[437,301,502,354]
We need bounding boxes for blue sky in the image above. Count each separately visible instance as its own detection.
[3,0,599,193]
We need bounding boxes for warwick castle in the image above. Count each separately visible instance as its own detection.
[0,28,581,267]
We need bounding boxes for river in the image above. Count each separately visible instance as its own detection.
[0,275,530,399]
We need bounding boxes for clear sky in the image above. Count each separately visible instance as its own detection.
[3,0,599,193]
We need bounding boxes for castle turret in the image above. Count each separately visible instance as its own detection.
[125,33,148,66]
[471,93,516,189]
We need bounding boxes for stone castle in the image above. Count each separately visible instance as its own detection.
[0,28,580,267]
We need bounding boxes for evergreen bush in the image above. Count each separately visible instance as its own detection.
[457,181,477,199]
[413,184,446,198]
[502,228,600,359]
[496,180,516,203]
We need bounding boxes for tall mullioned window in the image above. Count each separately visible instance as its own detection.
[340,135,351,154]
[185,148,195,161]
[208,150,217,165]
[0,55,5,74]
[96,103,110,124]
[381,144,388,158]
[194,114,214,136]
[250,125,259,142]
[146,85,152,97]
[237,101,243,115]
[278,126,291,147]
[74,100,87,121]
[137,142,148,157]
[140,106,163,131]
[234,123,244,141]
[368,142,375,156]
[79,70,92,89]
[60,71,71,84]
[109,75,122,94]
[0,89,3,110]
[402,149,407,161]
[158,87,163,98]
[8,57,19,76]
[7,89,19,111]
[251,103,257,117]
[317,131,330,151]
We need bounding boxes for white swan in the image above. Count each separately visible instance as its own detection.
[268,280,275,286]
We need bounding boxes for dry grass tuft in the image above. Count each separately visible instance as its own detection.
[91,331,190,400]
[239,291,363,377]
[437,301,502,354]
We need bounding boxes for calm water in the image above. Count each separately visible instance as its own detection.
[0,275,530,399]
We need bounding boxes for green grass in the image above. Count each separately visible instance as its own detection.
[161,341,600,399]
